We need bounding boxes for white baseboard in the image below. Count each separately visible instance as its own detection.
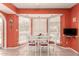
[69,48,79,54]
[59,46,79,54]
[58,45,70,49]
[3,44,25,49]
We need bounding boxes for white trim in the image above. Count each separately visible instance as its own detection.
[0,16,3,48]
[4,43,25,49]
[0,4,16,14]
[58,46,79,54]
[70,48,79,54]
[0,13,7,49]
[4,46,19,49]
[58,45,70,49]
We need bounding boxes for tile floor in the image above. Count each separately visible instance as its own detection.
[0,44,79,56]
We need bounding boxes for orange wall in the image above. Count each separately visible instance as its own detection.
[5,14,19,47]
[60,11,72,47]
[0,11,19,47]
[60,4,79,52]
[69,4,79,52]
[17,9,70,14]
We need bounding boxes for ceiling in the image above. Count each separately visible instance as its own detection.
[13,3,76,9]
[0,4,16,14]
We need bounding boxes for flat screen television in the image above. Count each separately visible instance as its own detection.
[64,28,77,36]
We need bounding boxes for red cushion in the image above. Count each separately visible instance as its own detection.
[40,44,48,46]
[29,44,36,46]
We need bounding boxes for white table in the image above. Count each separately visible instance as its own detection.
[28,36,50,56]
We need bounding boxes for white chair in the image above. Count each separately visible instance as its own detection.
[28,39,36,56]
[39,39,49,56]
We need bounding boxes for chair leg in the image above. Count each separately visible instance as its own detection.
[40,46,41,56]
[35,46,36,56]
[29,46,31,56]
[47,43,50,56]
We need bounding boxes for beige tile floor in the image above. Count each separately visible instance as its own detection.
[0,44,79,56]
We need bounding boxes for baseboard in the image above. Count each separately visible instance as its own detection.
[58,45,79,54]
[3,44,26,49]
[69,48,79,54]
[3,46,19,49]
[58,45,70,49]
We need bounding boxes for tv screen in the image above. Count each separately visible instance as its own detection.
[64,28,77,36]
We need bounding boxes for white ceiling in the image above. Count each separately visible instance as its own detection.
[0,4,16,14]
[13,3,76,9]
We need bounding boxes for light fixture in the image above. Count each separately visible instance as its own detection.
[9,18,14,31]
[73,17,76,22]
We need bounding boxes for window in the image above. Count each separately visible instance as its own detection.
[19,16,30,44]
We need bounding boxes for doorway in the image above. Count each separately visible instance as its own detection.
[0,13,6,48]
[0,16,3,48]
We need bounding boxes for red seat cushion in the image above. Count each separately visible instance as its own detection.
[29,44,36,46]
[40,44,48,46]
